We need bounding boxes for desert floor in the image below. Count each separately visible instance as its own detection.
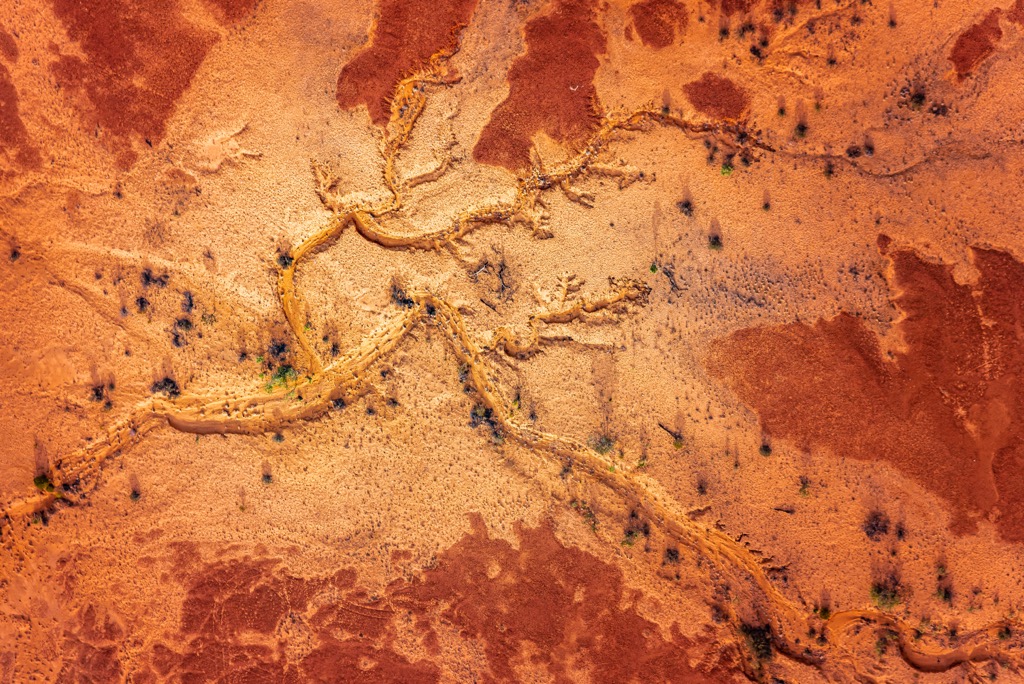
[2,0,1024,681]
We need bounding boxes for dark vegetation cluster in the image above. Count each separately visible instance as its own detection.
[150,377,180,397]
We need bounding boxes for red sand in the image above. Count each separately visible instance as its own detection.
[0,63,39,173]
[683,72,750,120]
[0,27,16,61]
[58,606,125,682]
[57,517,734,681]
[949,9,1003,79]
[201,0,260,25]
[472,0,605,171]
[402,515,731,682]
[1009,0,1024,24]
[335,0,478,127]
[714,0,817,20]
[629,0,688,49]
[49,0,217,169]
[718,0,753,16]
[711,240,1024,540]
[142,551,436,682]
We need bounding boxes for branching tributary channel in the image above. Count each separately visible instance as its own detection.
[3,46,1021,682]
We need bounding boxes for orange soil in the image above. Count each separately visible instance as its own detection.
[683,72,750,120]
[8,0,1024,679]
[472,0,605,171]
[59,517,734,681]
[335,0,478,127]
[710,240,1024,540]
[628,0,688,49]
[49,0,218,169]
[949,9,1003,79]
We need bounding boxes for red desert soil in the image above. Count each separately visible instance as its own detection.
[58,517,732,681]
[714,0,791,18]
[0,26,38,173]
[0,27,16,61]
[683,72,750,121]
[716,0,753,16]
[335,0,478,127]
[402,515,730,682]
[710,239,1024,540]
[711,0,819,20]
[48,0,219,169]
[628,0,688,49]
[201,0,260,25]
[1010,0,1024,24]
[949,9,1003,79]
[0,62,39,173]
[472,0,605,171]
